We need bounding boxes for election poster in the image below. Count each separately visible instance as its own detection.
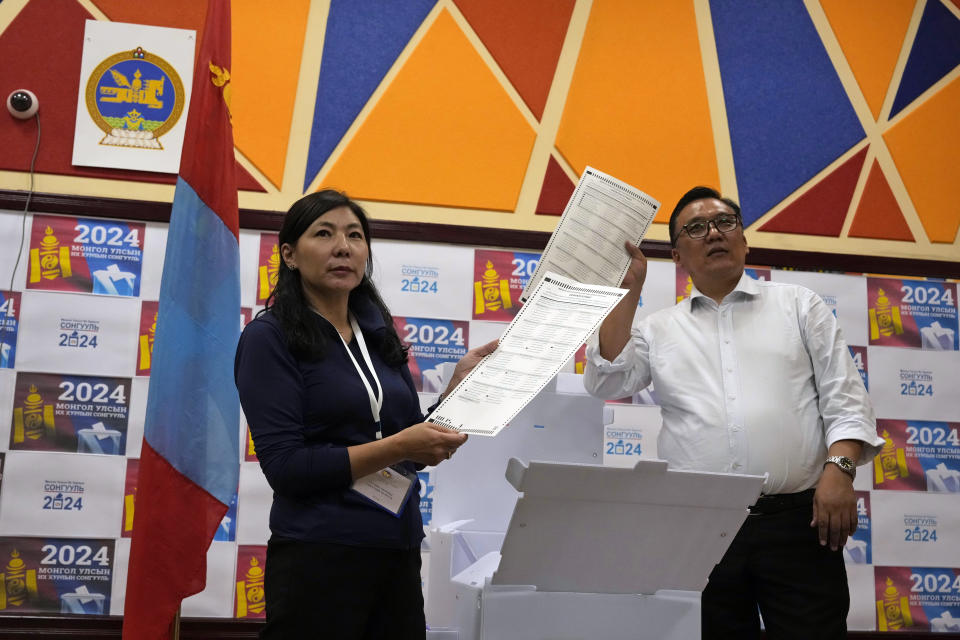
[875,566,960,632]
[871,492,960,568]
[418,470,434,529]
[17,292,139,377]
[0,291,20,369]
[121,458,137,538]
[235,545,267,619]
[9,372,131,455]
[255,233,280,305]
[844,491,872,565]
[236,463,271,546]
[394,317,468,393]
[850,345,869,391]
[867,277,958,350]
[872,419,960,492]
[773,269,868,345]
[0,536,115,615]
[472,249,540,321]
[0,452,124,538]
[676,265,769,302]
[180,542,236,617]
[135,301,158,376]
[373,240,473,321]
[868,347,960,422]
[26,214,145,297]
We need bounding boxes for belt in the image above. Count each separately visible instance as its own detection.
[748,488,815,515]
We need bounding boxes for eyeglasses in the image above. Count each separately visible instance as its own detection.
[679,213,741,240]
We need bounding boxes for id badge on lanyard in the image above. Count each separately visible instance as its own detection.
[339,314,415,516]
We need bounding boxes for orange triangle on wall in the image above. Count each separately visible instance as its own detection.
[322,9,535,212]
[820,0,914,121]
[848,160,914,241]
[454,0,574,120]
[759,146,868,236]
[535,156,575,215]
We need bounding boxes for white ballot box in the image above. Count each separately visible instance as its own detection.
[427,458,764,640]
[431,376,609,533]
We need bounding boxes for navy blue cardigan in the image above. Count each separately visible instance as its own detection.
[234,298,424,549]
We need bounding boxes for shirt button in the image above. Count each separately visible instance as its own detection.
[724,339,730,344]
[727,394,735,400]
[726,367,733,373]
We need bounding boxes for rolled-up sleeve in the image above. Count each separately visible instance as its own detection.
[583,326,653,400]
[800,291,884,465]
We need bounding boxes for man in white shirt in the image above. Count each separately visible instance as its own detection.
[584,186,883,639]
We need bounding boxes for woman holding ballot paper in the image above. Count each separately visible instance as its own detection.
[235,190,495,638]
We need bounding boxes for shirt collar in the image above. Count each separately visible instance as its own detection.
[688,271,760,305]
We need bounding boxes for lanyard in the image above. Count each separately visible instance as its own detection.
[333,313,384,439]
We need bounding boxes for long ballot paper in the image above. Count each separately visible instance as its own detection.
[427,272,627,436]
[520,166,660,303]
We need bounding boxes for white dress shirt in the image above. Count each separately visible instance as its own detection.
[585,274,883,494]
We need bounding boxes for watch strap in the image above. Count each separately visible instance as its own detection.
[824,455,856,479]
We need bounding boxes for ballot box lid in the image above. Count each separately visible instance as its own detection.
[491,458,765,595]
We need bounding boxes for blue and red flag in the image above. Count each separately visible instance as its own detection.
[123,1,240,637]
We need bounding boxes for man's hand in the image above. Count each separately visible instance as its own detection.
[811,463,857,551]
[620,242,648,294]
[597,243,646,361]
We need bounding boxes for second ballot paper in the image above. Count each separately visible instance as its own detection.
[520,167,660,303]
[426,272,627,436]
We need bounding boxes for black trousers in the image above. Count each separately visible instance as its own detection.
[261,539,425,640]
[701,493,849,640]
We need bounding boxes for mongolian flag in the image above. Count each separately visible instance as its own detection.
[123,0,240,636]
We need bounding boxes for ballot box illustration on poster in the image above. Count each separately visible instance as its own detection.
[0,537,115,615]
[473,250,540,321]
[26,214,145,297]
[844,491,872,565]
[9,372,130,455]
[873,419,960,492]
[0,291,20,369]
[867,278,958,350]
[394,317,468,392]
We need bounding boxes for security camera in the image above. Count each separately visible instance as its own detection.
[7,89,38,119]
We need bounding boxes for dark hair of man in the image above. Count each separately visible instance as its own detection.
[668,186,742,247]
[259,190,409,366]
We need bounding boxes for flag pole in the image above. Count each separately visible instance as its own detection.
[169,607,181,640]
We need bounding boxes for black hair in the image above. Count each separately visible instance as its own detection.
[260,190,409,366]
[668,186,742,247]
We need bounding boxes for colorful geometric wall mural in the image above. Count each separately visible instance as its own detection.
[0,0,957,261]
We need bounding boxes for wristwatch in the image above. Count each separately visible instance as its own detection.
[824,455,856,479]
